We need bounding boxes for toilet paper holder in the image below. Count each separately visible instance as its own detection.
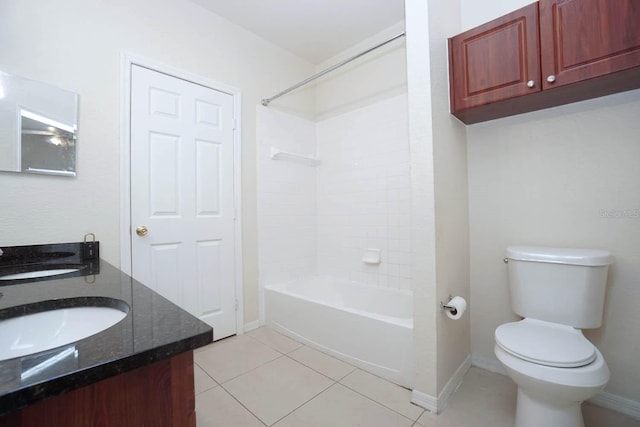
[440,295,458,315]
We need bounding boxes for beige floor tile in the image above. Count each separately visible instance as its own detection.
[448,367,516,412]
[196,386,264,427]
[194,363,217,395]
[194,334,281,383]
[416,367,640,427]
[273,383,414,427]
[223,356,334,425]
[415,368,516,427]
[340,369,424,420]
[288,345,356,380]
[247,327,303,354]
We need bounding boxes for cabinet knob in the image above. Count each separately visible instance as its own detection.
[527,80,535,88]
[546,75,556,83]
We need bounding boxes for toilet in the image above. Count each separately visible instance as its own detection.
[495,246,613,427]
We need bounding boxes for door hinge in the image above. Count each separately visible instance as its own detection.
[235,299,238,311]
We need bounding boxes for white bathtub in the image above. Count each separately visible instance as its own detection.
[264,276,413,388]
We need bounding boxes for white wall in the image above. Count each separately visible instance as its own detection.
[460,0,536,32]
[462,0,640,406]
[316,94,412,289]
[314,21,407,121]
[0,0,316,326]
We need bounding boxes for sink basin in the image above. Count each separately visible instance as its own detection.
[0,304,128,361]
[0,268,82,281]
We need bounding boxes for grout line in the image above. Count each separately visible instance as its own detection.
[193,362,219,395]
[338,370,424,423]
[245,330,304,356]
[282,353,338,383]
[216,354,338,426]
[217,354,286,385]
[216,384,269,427]
[283,350,356,383]
[267,380,338,426]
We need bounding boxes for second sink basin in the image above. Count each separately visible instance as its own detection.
[0,301,128,361]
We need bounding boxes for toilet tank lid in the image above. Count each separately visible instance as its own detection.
[506,246,613,266]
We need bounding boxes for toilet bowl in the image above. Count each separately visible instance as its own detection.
[495,320,609,427]
[496,246,613,427]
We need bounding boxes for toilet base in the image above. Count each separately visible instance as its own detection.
[515,387,585,427]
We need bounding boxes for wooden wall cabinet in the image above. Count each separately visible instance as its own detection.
[449,0,640,124]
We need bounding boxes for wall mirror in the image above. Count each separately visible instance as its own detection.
[0,70,78,177]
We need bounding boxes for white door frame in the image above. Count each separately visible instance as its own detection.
[119,53,244,334]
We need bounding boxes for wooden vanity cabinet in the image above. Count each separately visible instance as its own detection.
[2,352,196,427]
[449,0,640,124]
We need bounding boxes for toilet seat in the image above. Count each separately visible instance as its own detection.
[495,319,596,368]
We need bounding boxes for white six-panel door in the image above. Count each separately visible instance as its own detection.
[130,64,236,340]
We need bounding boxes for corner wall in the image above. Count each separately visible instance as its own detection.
[406,0,438,400]
[406,0,470,410]
[427,0,470,396]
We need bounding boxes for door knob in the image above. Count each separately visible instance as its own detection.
[527,80,535,88]
[546,75,556,83]
[136,226,148,237]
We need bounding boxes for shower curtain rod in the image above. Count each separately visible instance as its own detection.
[261,32,406,106]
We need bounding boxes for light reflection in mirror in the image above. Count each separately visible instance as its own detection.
[0,70,78,177]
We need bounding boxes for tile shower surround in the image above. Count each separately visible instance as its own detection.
[257,94,411,290]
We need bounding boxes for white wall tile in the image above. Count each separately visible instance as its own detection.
[258,94,411,292]
[317,94,411,290]
[257,107,318,286]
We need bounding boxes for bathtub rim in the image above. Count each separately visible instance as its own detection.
[264,278,413,329]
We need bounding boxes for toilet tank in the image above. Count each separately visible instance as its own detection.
[506,246,613,329]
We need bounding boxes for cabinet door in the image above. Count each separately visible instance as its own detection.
[449,3,540,112]
[540,0,640,90]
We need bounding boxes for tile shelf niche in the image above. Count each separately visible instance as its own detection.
[270,146,320,166]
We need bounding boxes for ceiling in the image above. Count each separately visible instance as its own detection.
[192,0,406,64]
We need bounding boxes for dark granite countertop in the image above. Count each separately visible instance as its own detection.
[0,243,213,415]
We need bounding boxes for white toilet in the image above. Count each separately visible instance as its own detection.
[495,246,613,427]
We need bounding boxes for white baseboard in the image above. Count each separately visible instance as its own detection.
[411,389,438,413]
[589,391,640,421]
[243,320,261,333]
[471,352,506,375]
[471,352,640,421]
[411,354,471,414]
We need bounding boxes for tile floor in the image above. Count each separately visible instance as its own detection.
[194,327,639,427]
